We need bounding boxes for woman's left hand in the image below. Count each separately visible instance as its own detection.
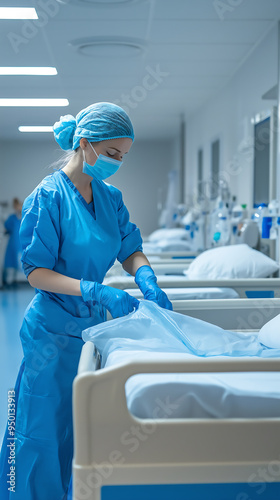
[134,265,173,310]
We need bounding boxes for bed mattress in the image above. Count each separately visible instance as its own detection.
[105,350,280,419]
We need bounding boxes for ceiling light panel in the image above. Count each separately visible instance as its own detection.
[0,67,57,76]
[0,7,38,19]
[0,99,69,107]
[19,126,53,132]
[58,0,142,5]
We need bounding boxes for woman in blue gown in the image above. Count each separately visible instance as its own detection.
[2,198,22,286]
[0,102,172,500]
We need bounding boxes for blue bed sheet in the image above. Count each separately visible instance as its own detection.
[82,301,280,367]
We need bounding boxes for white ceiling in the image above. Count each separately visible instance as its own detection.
[0,0,279,141]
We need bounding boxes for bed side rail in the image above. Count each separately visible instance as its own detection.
[172,297,280,329]
[74,344,280,466]
[104,276,280,298]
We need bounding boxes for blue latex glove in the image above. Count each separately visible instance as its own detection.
[80,279,139,319]
[135,265,173,310]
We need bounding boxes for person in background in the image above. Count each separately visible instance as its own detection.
[2,198,22,287]
[0,102,172,500]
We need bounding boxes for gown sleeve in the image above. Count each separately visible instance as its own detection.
[115,190,143,264]
[20,188,60,277]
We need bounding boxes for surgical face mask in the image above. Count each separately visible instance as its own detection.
[82,142,123,180]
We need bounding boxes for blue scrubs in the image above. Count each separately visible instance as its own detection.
[0,170,142,499]
[4,214,21,269]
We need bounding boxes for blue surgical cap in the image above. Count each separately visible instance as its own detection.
[53,102,134,151]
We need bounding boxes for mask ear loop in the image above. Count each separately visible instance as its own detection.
[82,147,92,169]
[88,141,99,159]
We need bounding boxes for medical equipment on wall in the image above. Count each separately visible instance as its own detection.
[209,179,241,247]
[158,169,179,229]
[252,203,268,234]
[160,199,259,252]
[228,203,259,249]
[154,171,274,254]
[210,201,230,246]
[192,178,233,249]
[180,207,205,251]
[216,177,231,206]
[179,181,214,251]
[261,199,280,240]
[231,203,247,236]
[193,199,259,251]
[234,219,260,248]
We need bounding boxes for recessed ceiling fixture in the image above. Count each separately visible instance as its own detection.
[0,99,69,107]
[69,36,147,58]
[0,67,57,76]
[19,126,54,132]
[58,0,141,5]
[0,7,38,19]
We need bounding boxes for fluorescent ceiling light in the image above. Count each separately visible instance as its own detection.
[0,7,38,19]
[19,126,53,133]
[0,67,57,76]
[0,98,69,107]
[58,0,141,4]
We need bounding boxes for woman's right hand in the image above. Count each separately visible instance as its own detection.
[80,279,139,318]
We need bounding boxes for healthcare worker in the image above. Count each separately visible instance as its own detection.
[0,102,172,500]
[2,198,22,287]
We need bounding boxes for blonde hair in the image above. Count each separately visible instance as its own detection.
[48,149,78,171]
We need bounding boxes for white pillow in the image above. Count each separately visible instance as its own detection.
[155,239,192,252]
[148,228,189,242]
[259,314,280,348]
[185,244,279,280]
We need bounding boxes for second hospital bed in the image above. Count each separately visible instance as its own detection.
[105,257,194,280]
[105,243,279,299]
[104,275,280,300]
[71,298,280,499]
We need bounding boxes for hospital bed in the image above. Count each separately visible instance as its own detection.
[142,241,195,256]
[104,275,280,300]
[146,259,192,275]
[105,258,194,279]
[145,251,198,260]
[72,298,280,499]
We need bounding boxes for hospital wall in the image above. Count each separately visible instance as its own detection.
[112,138,179,237]
[0,137,177,237]
[185,24,278,210]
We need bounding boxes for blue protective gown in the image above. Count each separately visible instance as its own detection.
[0,169,142,500]
[4,214,21,269]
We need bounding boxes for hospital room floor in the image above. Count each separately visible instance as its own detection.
[0,284,34,444]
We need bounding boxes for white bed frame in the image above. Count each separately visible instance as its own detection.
[106,258,193,279]
[144,251,198,259]
[72,299,280,499]
[173,297,280,329]
[147,260,192,275]
[104,276,280,299]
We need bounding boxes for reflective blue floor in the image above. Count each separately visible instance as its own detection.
[0,284,35,443]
